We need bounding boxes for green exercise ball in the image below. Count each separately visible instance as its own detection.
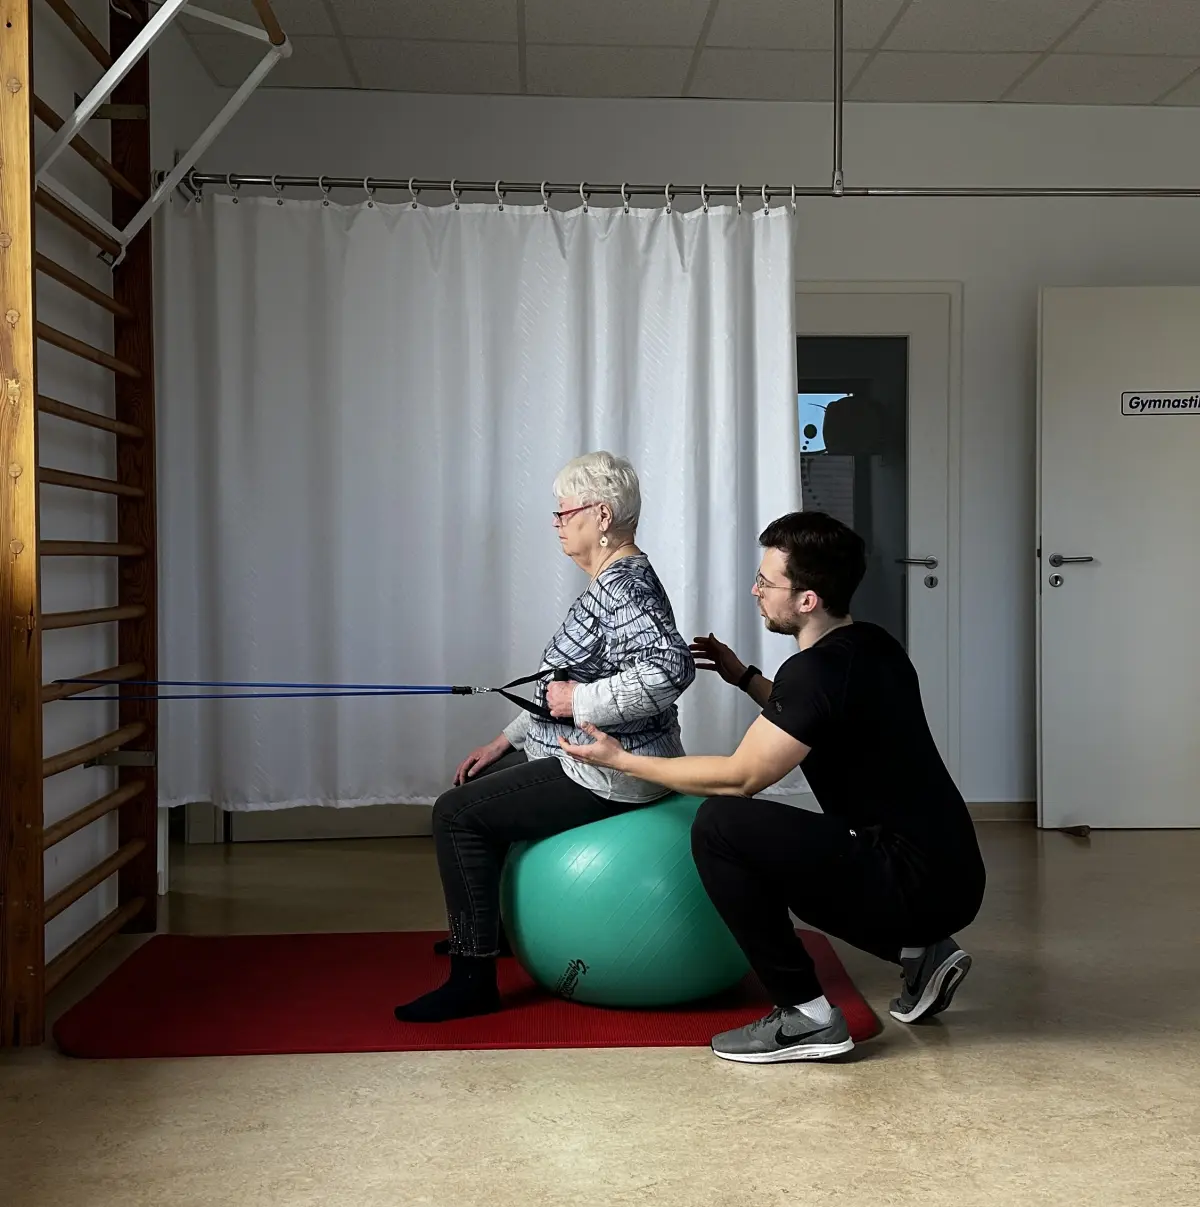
[499,793,750,1007]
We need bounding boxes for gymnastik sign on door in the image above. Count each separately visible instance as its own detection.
[1120,391,1200,415]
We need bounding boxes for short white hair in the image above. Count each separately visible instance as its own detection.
[553,451,641,533]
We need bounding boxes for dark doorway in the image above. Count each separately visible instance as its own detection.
[797,336,908,647]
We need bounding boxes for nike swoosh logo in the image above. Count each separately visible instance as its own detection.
[773,1023,824,1047]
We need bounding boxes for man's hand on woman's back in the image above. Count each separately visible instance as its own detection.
[690,633,746,686]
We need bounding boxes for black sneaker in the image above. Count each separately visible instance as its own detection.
[889,938,972,1023]
[710,1005,854,1064]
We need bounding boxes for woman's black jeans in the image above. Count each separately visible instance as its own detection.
[432,751,643,956]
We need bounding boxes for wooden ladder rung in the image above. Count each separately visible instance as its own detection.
[39,467,144,498]
[37,394,144,440]
[43,839,146,923]
[43,782,146,850]
[35,187,122,259]
[42,661,145,704]
[37,322,140,378]
[42,721,148,779]
[45,899,145,993]
[40,541,146,557]
[251,0,287,46]
[36,253,132,319]
[77,100,148,122]
[33,96,144,201]
[42,604,147,631]
[42,0,112,70]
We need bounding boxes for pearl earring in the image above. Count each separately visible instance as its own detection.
[600,535,609,547]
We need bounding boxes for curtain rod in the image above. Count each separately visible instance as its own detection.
[177,5,1200,206]
[179,174,1200,202]
[177,5,1200,205]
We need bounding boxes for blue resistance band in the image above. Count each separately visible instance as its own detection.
[53,668,573,721]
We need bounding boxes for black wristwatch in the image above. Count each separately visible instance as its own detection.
[736,665,761,693]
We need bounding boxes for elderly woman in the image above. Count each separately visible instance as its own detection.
[395,451,695,1023]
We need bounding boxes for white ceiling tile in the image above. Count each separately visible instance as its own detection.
[690,48,870,101]
[179,0,334,38]
[1063,0,1200,56]
[1157,67,1200,106]
[331,0,518,42]
[850,52,1038,102]
[885,0,1098,52]
[187,34,354,88]
[526,46,691,97]
[1008,53,1200,104]
[707,0,906,51]
[347,38,520,93]
[525,0,711,47]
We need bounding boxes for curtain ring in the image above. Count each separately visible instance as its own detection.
[762,184,770,214]
[791,184,797,215]
[664,182,673,214]
[541,181,550,212]
[495,180,505,211]
[226,173,239,204]
[408,177,419,209]
[363,177,375,208]
[735,184,743,215]
[700,183,709,213]
[318,175,331,207]
[621,182,630,214]
[579,181,589,213]
[450,178,461,210]
[272,174,284,206]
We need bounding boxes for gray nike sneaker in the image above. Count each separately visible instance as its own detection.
[889,938,972,1024]
[710,1005,854,1064]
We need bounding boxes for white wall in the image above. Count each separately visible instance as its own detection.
[185,88,1200,805]
[34,2,216,958]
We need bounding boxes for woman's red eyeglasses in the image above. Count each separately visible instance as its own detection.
[552,503,597,524]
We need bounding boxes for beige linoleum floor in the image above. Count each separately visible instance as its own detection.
[2,823,1199,1206]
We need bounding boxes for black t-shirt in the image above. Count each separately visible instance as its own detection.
[762,622,978,864]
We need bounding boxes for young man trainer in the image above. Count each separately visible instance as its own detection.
[561,511,985,1064]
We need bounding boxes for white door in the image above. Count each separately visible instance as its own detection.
[796,285,960,773]
[1038,286,1200,829]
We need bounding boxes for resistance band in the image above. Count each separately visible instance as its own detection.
[54,668,574,722]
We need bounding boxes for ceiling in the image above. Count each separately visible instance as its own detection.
[180,0,1200,107]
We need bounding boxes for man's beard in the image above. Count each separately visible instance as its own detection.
[763,614,799,637]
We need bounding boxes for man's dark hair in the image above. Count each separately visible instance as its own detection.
[758,511,866,618]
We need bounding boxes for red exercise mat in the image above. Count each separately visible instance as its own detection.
[53,929,880,1059]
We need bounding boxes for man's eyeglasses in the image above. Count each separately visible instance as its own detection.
[552,503,597,524]
[755,571,797,593]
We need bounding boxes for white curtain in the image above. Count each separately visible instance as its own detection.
[159,193,801,809]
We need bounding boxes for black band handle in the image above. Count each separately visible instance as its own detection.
[494,665,575,724]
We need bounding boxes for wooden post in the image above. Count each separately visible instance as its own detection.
[110,0,158,932]
[0,0,46,1046]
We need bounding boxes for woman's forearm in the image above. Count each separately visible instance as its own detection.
[572,654,694,727]
[503,712,531,749]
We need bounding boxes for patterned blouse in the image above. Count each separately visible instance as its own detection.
[503,554,695,802]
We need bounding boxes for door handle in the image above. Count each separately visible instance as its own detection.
[1047,554,1094,567]
[896,556,938,570]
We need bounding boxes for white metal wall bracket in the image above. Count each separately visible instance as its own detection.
[36,1,290,267]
